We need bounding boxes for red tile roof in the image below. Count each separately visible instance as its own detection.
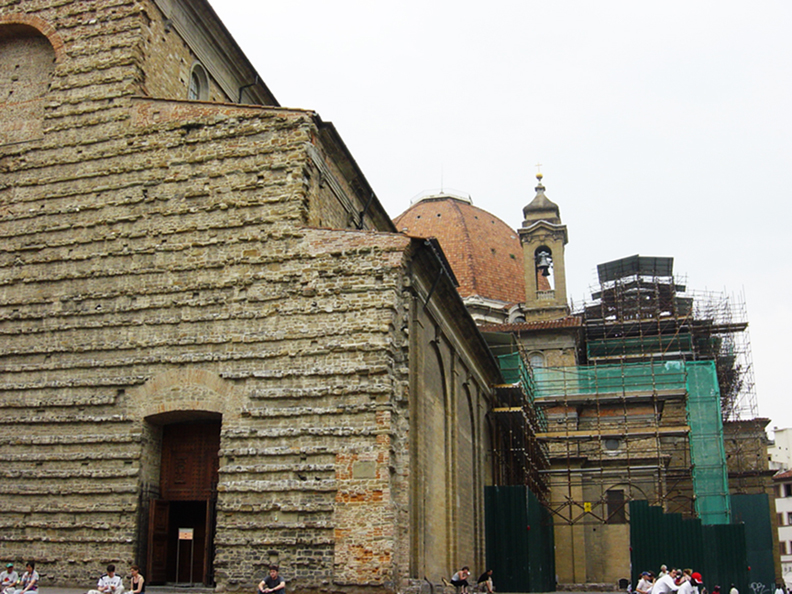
[394,196,525,304]
[479,316,582,333]
[774,469,792,480]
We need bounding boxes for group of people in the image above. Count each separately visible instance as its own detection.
[1,562,39,594]
[85,564,145,594]
[634,565,738,594]
[444,566,495,594]
[0,562,146,594]
[1,560,287,594]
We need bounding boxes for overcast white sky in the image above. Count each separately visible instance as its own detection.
[212,1,792,431]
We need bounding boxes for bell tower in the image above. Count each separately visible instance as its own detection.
[518,173,569,320]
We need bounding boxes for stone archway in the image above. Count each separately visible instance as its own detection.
[131,370,238,586]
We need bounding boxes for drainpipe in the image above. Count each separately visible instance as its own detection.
[238,75,260,104]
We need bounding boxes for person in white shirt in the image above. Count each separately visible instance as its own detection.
[636,572,654,594]
[449,567,471,594]
[679,572,703,594]
[87,565,124,594]
[653,568,682,594]
[1,564,19,594]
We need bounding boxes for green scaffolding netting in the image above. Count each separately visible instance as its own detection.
[497,356,730,525]
[533,360,688,396]
[497,352,537,394]
[686,361,730,524]
[587,334,694,359]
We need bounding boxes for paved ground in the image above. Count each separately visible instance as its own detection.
[39,586,601,594]
[39,586,214,594]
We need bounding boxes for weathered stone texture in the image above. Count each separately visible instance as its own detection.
[138,2,229,103]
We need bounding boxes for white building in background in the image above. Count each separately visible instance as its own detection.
[774,470,792,587]
[769,428,792,471]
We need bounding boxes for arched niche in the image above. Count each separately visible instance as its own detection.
[0,21,57,144]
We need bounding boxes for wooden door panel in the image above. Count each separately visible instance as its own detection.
[204,499,215,585]
[161,423,220,500]
[147,500,169,584]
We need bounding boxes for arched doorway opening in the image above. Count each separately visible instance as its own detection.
[144,412,221,586]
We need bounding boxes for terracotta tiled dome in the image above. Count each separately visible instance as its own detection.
[394,194,526,305]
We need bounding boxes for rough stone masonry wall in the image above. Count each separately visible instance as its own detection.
[0,0,150,139]
[137,0,232,103]
[1,0,147,583]
[0,70,412,594]
[1,2,419,590]
[206,227,412,592]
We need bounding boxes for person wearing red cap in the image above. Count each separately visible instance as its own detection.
[679,572,703,594]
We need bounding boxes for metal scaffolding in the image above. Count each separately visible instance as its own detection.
[487,255,765,525]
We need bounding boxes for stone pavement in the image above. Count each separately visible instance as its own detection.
[43,588,214,594]
[41,590,596,594]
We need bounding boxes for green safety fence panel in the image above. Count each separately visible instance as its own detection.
[630,500,749,593]
[731,493,776,594]
[484,485,556,592]
[497,353,537,395]
[587,334,694,359]
[496,353,547,431]
[686,361,730,524]
[533,360,687,397]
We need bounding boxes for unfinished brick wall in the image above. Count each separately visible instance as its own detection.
[0,88,404,586]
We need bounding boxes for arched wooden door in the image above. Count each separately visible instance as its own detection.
[147,421,220,585]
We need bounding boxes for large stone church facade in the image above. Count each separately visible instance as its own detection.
[0,1,501,591]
